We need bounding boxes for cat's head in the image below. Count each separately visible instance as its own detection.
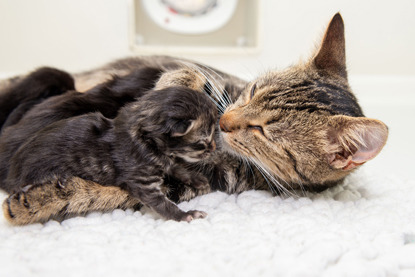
[136,87,217,162]
[219,13,388,189]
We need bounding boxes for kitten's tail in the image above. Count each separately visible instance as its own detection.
[0,67,75,131]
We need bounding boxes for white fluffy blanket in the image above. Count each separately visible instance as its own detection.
[1,165,414,277]
[1,75,414,276]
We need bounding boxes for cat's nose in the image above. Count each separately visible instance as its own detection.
[219,113,234,132]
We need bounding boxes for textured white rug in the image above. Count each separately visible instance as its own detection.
[1,75,414,277]
[1,165,414,277]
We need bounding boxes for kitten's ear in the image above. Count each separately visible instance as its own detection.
[313,13,347,79]
[326,115,388,170]
[171,120,195,137]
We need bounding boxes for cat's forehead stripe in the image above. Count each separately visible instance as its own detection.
[254,78,363,117]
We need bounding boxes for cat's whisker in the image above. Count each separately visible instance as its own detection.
[180,62,228,113]
[253,162,279,196]
[204,69,233,105]
[295,175,307,198]
[200,73,228,109]
[242,157,256,188]
[197,67,233,107]
[249,158,281,195]
[290,174,306,198]
[184,66,226,114]
[201,83,224,110]
[251,158,298,198]
[251,161,273,193]
[204,81,227,113]
[189,63,230,108]
[252,149,299,198]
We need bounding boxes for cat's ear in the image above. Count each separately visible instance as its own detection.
[171,120,195,137]
[313,13,347,79]
[325,115,388,170]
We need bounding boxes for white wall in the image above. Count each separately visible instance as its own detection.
[0,0,414,77]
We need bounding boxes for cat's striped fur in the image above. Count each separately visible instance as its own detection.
[0,13,388,225]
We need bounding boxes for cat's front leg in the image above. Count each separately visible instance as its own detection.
[3,182,71,225]
[155,68,207,92]
[129,178,207,222]
[2,177,140,225]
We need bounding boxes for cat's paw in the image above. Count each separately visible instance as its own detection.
[2,191,35,225]
[181,210,208,222]
[155,68,206,91]
[2,182,69,225]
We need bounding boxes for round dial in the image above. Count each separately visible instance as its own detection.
[162,0,217,16]
[141,0,237,35]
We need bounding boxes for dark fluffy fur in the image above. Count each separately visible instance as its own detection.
[5,87,216,221]
[0,66,164,192]
[0,67,75,131]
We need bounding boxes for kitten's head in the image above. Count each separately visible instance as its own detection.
[136,87,217,163]
[219,13,388,190]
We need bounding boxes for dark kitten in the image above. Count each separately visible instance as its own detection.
[0,66,164,191]
[0,67,74,131]
[5,87,217,222]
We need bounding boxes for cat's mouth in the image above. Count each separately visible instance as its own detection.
[219,131,249,157]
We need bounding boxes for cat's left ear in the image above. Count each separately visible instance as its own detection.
[325,115,388,170]
[313,13,347,79]
[171,120,195,137]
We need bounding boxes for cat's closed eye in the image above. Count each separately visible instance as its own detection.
[266,119,280,125]
[248,125,265,136]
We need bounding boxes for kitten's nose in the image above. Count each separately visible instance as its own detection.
[209,140,216,152]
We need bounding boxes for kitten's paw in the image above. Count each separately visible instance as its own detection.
[190,175,210,190]
[181,210,208,222]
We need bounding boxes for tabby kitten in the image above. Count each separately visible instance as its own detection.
[1,13,388,225]
[5,87,216,222]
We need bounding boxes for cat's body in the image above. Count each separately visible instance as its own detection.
[0,14,389,225]
[4,87,217,222]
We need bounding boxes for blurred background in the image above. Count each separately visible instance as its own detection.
[0,0,414,177]
[0,0,414,76]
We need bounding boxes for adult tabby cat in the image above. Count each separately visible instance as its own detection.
[1,13,388,225]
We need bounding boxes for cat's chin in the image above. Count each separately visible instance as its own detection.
[218,131,247,159]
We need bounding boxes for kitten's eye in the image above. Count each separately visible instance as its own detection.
[248,125,265,136]
[171,120,193,137]
[193,143,207,151]
[250,84,257,99]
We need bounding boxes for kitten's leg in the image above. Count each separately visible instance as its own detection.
[168,165,211,193]
[128,178,207,222]
[2,177,140,225]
